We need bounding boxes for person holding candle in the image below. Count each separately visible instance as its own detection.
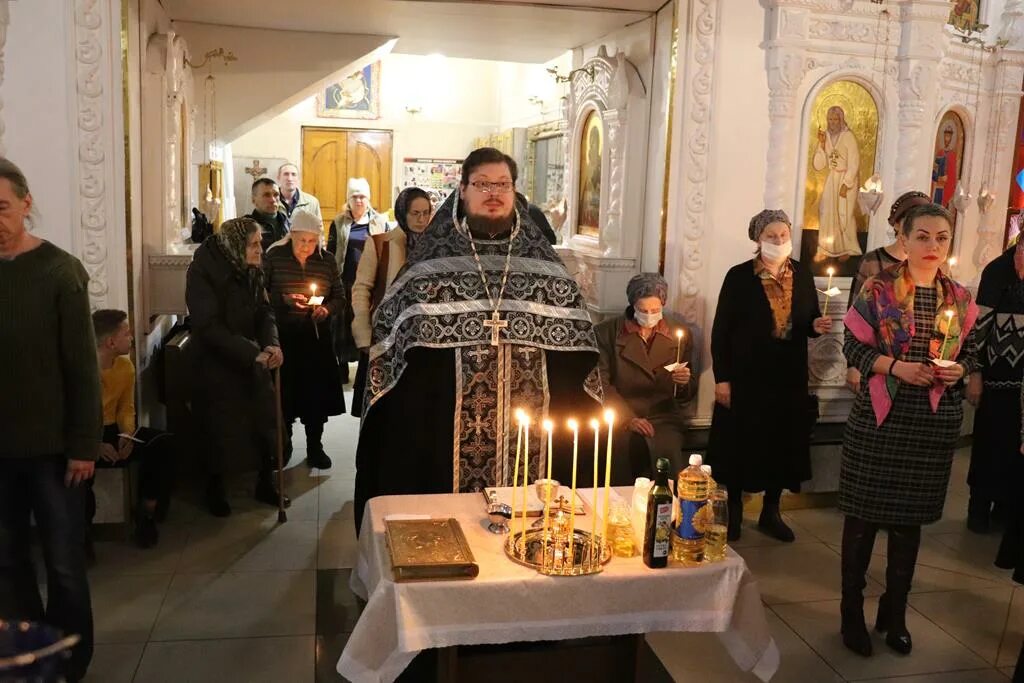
[264,209,346,469]
[186,217,287,516]
[349,187,432,416]
[839,203,978,656]
[594,273,695,480]
[963,237,1024,536]
[708,209,832,543]
[845,191,931,393]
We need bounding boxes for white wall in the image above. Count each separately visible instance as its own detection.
[7,0,75,252]
[230,52,566,211]
[495,52,572,130]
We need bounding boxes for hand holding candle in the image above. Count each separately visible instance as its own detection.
[673,329,684,397]
[822,267,835,316]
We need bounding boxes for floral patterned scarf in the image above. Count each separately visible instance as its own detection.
[844,261,978,425]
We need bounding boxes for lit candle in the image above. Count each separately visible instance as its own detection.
[675,329,684,365]
[541,419,555,571]
[602,409,615,550]
[512,409,524,551]
[823,267,835,316]
[310,283,317,298]
[941,309,955,360]
[567,418,580,565]
[309,283,320,339]
[590,417,600,568]
[521,415,531,547]
[948,256,957,277]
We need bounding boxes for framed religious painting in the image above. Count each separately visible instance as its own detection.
[931,111,966,228]
[576,110,603,238]
[949,0,981,32]
[800,80,879,277]
[317,62,381,120]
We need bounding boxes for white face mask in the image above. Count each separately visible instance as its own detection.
[634,310,663,328]
[760,240,793,264]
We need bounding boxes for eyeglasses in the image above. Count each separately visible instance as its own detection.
[468,181,514,195]
[408,210,431,219]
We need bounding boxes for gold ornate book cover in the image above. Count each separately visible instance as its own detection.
[384,518,479,582]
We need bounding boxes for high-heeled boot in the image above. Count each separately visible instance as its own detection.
[757,490,795,542]
[840,516,877,657]
[875,524,921,654]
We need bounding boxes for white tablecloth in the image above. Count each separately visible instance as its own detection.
[337,489,779,683]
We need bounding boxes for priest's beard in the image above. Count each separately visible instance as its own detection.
[466,210,514,239]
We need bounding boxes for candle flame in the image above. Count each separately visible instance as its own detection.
[310,283,317,292]
[542,419,554,432]
[567,418,579,431]
[945,309,954,319]
[589,418,600,430]
[827,267,835,276]
[948,257,957,267]
[676,329,684,339]
[515,408,526,422]
[603,409,615,425]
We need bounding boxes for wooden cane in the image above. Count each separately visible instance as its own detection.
[273,367,288,523]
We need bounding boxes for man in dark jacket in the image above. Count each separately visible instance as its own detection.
[248,178,290,252]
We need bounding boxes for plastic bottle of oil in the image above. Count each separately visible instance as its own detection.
[672,454,709,566]
[701,464,728,562]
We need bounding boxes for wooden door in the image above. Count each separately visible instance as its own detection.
[301,126,393,235]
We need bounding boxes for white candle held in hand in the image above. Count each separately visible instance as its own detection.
[823,267,835,316]
[941,309,955,360]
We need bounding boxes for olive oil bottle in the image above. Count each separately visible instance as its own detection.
[643,458,674,568]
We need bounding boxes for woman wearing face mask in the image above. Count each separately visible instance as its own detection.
[845,191,931,393]
[594,273,695,481]
[839,203,978,657]
[349,187,432,416]
[707,209,832,543]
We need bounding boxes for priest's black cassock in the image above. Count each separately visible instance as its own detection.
[353,194,603,531]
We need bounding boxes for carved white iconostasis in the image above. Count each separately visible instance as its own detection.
[142,29,197,321]
[762,0,1024,420]
[558,46,649,319]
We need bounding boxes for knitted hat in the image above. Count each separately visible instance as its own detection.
[347,178,371,200]
[748,209,791,242]
[289,209,321,234]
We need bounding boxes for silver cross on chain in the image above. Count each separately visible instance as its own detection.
[462,210,520,347]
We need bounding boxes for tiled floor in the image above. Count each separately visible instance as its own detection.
[77,387,1021,681]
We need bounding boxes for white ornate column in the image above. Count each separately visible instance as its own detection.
[894,1,947,195]
[0,1,10,156]
[72,0,127,310]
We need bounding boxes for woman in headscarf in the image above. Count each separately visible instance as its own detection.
[707,209,832,543]
[839,203,978,657]
[185,217,287,517]
[349,187,431,416]
[845,191,931,393]
[264,209,346,469]
[594,273,694,481]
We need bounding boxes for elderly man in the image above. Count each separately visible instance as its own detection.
[595,273,695,481]
[248,178,290,252]
[352,148,602,532]
[277,163,322,221]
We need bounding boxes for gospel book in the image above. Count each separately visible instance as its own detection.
[384,518,479,582]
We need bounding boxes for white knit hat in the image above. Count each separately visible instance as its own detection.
[289,209,322,234]
[347,177,371,200]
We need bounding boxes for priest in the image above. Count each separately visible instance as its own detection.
[353,148,602,531]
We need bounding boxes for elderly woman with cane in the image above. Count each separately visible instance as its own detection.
[186,217,289,517]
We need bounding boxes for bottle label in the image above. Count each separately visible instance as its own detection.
[676,499,708,541]
[652,502,672,558]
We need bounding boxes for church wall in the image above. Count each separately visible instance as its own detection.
[230,53,518,212]
[495,53,572,131]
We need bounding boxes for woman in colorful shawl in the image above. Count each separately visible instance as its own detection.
[839,203,979,658]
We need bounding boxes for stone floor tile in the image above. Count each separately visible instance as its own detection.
[81,642,144,683]
[133,636,314,683]
[91,573,172,644]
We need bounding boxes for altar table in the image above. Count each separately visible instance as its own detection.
[337,490,780,683]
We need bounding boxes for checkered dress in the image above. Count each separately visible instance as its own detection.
[839,286,979,525]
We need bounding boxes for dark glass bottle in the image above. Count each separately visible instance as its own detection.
[643,458,674,568]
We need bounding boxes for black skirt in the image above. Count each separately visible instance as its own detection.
[279,317,346,421]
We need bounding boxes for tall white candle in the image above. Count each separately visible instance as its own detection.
[541,419,554,570]
[521,416,531,548]
[590,418,600,568]
[567,418,579,566]
[602,409,615,548]
[512,409,524,552]
[823,267,835,316]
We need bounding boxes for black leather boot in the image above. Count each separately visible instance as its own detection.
[875,525,920,654]
[305,421,332,470]
[840,516,877,657]
[758,500,795,542]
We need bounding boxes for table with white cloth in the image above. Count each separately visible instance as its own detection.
[337,489,780,683]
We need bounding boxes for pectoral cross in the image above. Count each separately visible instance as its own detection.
[483,311,508,347]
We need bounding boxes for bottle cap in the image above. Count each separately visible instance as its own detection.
[688,453,703,466]
[700,464,712,476]
[655,458,670,472]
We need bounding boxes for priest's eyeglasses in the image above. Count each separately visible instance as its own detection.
[468,181,515,194]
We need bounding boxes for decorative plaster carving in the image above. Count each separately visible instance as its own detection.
[74,0,113,308]
[809,19,880,44]
[674,0,719,324]
[0,2,9,157]
[808,334,846,385]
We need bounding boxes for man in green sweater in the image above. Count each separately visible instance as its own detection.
[0,157,100,682]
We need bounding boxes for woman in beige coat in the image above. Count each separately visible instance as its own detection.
[594,273,695,481]
[349,187,432,415]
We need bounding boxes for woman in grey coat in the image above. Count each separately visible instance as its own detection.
[594,273,695,482]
